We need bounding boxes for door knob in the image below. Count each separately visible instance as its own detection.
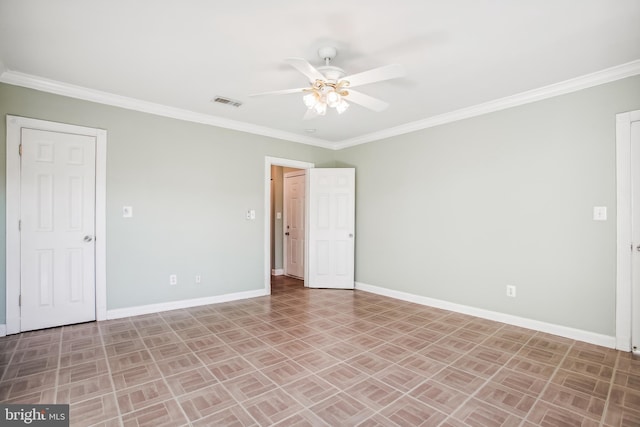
[285,232,290,236]
[83,235,94,242]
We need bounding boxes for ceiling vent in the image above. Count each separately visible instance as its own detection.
[211,96,242,108]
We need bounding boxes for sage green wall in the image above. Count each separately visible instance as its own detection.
[0,83,335,317]
[336,75,640,336]
[2,76,639,336]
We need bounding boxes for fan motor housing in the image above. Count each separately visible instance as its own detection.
[317,65,345,82]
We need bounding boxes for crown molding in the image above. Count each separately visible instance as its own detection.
[2,60,639,151]
[334,59,640,150]
[0,69,332,149]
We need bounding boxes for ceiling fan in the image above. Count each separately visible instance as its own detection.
[250,46,405,119]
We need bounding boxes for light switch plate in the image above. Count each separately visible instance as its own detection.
[593,206,607,221]
[123,206,133,218]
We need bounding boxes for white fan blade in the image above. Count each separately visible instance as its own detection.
[345,89,389,112]
[343,64,405,88]
[249,87,307,97]
[285,57,326,82]
[303,108,319,120]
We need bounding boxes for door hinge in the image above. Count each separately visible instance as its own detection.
[18,295,21,307]
[18,219,21,231]
[18,143,22,156]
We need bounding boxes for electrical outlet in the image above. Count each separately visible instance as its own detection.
[195,275,201,284]
[506,285,516,298]
[169,274,177,285]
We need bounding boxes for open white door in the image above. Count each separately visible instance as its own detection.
[306,168,355,289]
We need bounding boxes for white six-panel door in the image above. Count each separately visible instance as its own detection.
[631,119,640,353]
[284,171,305,279]
[20,128,97,331]
[307,168,355,289]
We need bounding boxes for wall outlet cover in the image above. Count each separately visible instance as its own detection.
[593,206,607,221]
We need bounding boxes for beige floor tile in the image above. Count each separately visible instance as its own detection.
[243,388,304,426]
[116,378,173,414]
[70,393,120,427]
[192,404,257,427]
[452,398,524,427]
[222,371,277,402]
[121,398,187,427]
[177,383,236,422]
[310,393,375,426]
[379,394,447,426]
[165,367,218,396]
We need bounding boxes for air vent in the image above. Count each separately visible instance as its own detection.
[211,96,242,108]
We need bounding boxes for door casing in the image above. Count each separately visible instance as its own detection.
[264,157,314,294]
[6,115,107,335]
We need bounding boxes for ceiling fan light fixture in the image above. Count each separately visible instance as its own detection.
[336,99,349,114]
[313,101,327,115]
[252,47,404,118]
[303,92,318,109]
[325,90,341,108]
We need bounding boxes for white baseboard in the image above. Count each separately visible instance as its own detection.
[271,269,284,276]
[106,288,268,320]
[0,324,6,337]
[355,282,617,349]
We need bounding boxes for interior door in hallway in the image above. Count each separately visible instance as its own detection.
[284,170,305,279]
[20,128,97,331]
[632,118,640,353]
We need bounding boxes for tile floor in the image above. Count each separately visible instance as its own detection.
[0,276,638,426]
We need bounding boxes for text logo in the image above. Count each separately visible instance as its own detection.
[0,405,69,426]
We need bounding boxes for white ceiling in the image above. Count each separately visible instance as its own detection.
[1,0,639,149]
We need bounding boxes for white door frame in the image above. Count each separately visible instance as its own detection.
[264,157,314,294]
[6,115,107,335]
[616,110,640,351]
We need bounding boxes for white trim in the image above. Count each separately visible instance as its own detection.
[271,269,284,276]
[264,157,314,295]
[95,130,108,321]
[2,61,639,151]
[335,60,640,149]
[107,289,268,320]
[0,70,331,150]
[5,116,107,334]
[356,282,617,349]
[0,324,6,337]
[616,110,640,351]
